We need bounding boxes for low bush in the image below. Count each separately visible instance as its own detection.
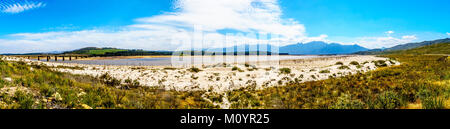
[232,66,244,72]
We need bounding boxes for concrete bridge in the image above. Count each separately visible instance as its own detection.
[13,54,90,62]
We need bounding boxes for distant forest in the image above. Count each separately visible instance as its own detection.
[63,47,284,57]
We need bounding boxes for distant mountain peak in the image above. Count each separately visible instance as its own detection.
[279,41,368,55]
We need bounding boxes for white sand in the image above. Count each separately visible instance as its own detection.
[1,55,400,93]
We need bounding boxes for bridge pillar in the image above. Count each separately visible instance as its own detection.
[55,56,58,61]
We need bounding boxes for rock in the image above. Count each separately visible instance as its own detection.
[3,77,12,82]
[81,104,93,109]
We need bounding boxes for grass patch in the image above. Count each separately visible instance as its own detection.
[232,66,244,72]
[163,67,177,70]
[373,60,388,67]
[279,68,291,74]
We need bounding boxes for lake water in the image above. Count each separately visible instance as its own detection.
[38,56,324,66]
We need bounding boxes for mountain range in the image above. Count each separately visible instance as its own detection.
[279,41,368,55]
[4,38,449,56]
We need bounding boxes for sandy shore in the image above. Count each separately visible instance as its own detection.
[77,55,173,60]
[1,55,400,93]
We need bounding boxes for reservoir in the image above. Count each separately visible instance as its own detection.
[36,55,327,66]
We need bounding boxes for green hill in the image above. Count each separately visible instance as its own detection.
[355,38,450,55]
[386,38,450,51]
[389,42,450,55]
[64,47,172,56]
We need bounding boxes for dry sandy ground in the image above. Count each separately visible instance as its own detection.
[2,55,399,93]
[77,55,173,60]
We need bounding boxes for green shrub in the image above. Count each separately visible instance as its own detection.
[330,94,365,109]
[374,60,387,67]
[14,91,34,109]
[279,68,291,74]
[0,59,217,109]
[388,60,396,65]
[163,67,176,70]
[356,65,362,69]
[99,73,121,87]
[188,67,201,73]
[422,97,445,109]
[370,91,404,109]
[232,66,244,72]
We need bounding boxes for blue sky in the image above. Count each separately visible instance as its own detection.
[0,0,449,53]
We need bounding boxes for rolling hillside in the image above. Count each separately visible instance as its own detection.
[63,47,127,55]
[386,38,450,51]
[64,47,172,56]
[279,41,368,55]
[355,38,450,55]
[208,41,369,55]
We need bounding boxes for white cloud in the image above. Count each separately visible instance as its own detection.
[402,35,417,40]
[1,1,46,14]
[2,0,328,53]
[302,34,329,43]
[447,32,450,36]
[351,34,418,49]
[384,30,394,37]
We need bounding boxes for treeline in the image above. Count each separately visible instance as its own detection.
[94,50,173,57]
[63,47,287,57]
[92,50,286,57]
